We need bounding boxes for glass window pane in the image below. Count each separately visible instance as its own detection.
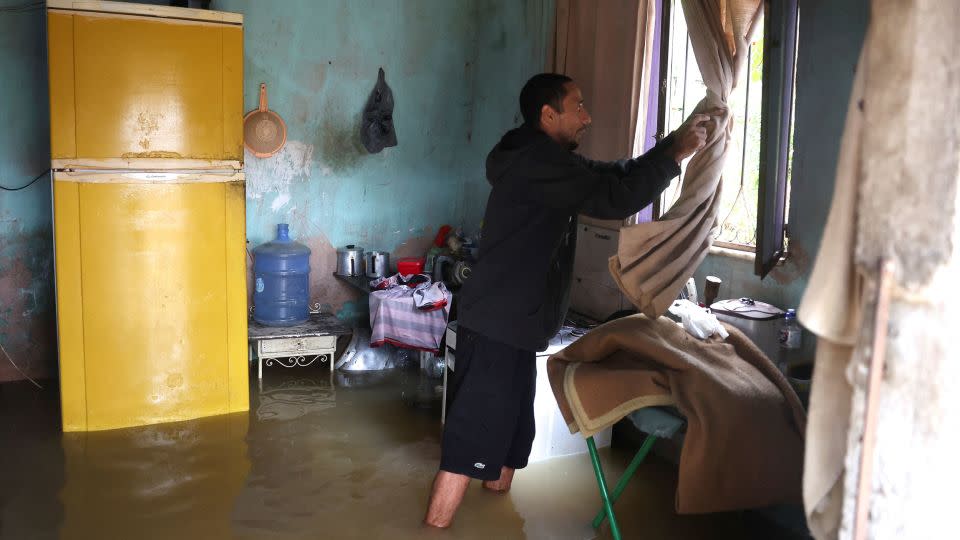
[659,1,765,249]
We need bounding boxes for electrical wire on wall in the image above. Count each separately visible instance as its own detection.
[0,168,47,386]
[1,1,51,388]
[2,3,50,192]
[0,166,48,388]
[0,170,49,192]
[1,340,43,389]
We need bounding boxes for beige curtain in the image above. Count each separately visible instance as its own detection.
[609,0,763,318]
[552,0,656,163]
[796,42,868,540]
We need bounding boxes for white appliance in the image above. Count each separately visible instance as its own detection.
[441,322,613,464]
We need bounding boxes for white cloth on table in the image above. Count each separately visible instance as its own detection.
[368,274,452,353]
[413,281,449,311]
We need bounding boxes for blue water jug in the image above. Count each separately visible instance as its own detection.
[253,224,311,326]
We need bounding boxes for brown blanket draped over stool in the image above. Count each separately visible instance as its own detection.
[547,315,806,514]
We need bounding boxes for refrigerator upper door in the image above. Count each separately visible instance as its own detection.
[47,3,244,164]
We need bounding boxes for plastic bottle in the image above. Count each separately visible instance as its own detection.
[253,223,311,326]
[779,309,802,349]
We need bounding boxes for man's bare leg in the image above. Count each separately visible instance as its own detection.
[482,466,515,493]
[424,471,471,528]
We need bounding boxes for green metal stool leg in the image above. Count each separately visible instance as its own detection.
[587,436,622,540]
[592,434,658,529]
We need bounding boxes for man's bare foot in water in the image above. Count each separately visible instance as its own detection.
[482,467,515,493]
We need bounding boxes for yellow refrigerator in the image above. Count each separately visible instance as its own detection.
[47,0,249,431]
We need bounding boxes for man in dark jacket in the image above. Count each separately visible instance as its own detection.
[424,73,710,528]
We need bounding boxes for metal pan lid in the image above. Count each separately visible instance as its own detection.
[710,297,785,320]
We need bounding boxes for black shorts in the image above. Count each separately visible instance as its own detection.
[440,325,536,481]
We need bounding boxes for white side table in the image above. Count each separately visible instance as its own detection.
[249,313,352,387]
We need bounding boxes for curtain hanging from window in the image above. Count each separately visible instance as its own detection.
[797,42,867,540]
[551,0,656,163]
[609,0,763,317]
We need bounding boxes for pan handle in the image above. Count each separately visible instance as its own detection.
[259,83,268,112]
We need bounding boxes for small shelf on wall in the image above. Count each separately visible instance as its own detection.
[334,273,372,294]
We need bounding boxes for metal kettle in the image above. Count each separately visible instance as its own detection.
[336,245,364,277]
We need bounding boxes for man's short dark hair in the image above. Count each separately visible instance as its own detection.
[519,73,573,126]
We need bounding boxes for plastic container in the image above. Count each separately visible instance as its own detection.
[778,309,802,349]
[253,224,311,326]
[396,257,425,275]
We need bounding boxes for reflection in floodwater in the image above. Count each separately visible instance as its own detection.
[60,412,250,540]
[257,378,336,421]
[0,368,781,539]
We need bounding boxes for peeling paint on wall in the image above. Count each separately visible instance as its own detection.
[0,230,55,382]
[218,0,555,319]
[1,3,55,382]
[0,0,553,382]
[244,141,315,201]
[303,232,360,317]
[270,193,291,212]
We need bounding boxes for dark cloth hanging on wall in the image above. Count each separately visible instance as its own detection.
[361,67,398,153]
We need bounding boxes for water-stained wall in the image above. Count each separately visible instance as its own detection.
[0,0,552,381]
[0,1,54,382]
[213,0,552,321]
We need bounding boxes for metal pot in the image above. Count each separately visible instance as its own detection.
[336,245,364,277]
[364,250,390,278]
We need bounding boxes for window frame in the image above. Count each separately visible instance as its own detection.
[652,0,799,278]
[755,0,799,278]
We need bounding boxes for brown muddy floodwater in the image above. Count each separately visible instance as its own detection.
[0,368,785,539]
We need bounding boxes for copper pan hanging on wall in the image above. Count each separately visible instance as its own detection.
[244,83,287,158]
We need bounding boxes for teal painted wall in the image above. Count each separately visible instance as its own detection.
[1,0,869,380]
[0,0,552,381]
[212,0,552,321]
[0,1,54,382]
[692,0,870,315]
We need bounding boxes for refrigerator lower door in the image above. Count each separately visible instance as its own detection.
[53,169,249,431]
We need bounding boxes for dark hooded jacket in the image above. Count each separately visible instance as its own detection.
[457,124,681,352]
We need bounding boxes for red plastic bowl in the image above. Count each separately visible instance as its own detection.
[396,257,425,275]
